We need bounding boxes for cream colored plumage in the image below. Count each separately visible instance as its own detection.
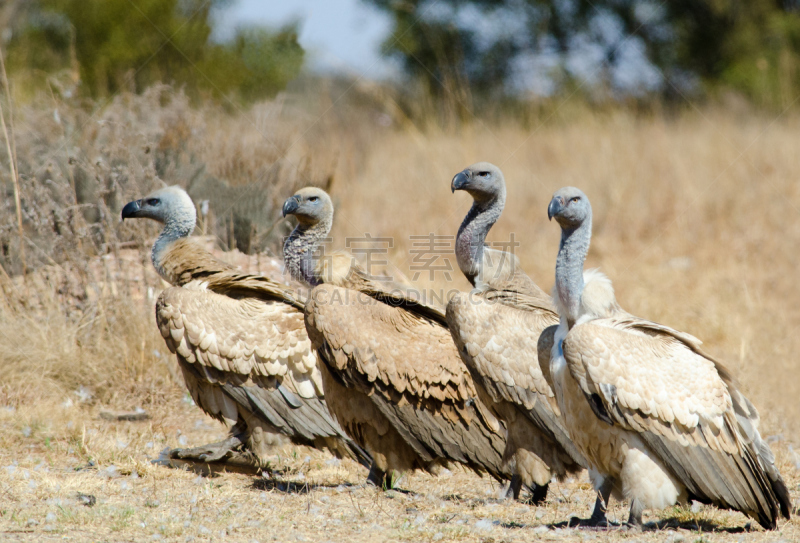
[546,187,790,529]
[121,186,370,467]
[283,187,507,487]
[447,163,585,502]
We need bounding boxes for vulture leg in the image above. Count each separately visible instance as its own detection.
[170,435,244,462]
[625,499,644,530]
[366,463,389,489]
[525,482,548,505]
[570,478,616,528]
[503,474,523,500]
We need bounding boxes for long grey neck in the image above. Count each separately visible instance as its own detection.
[152,213,195,280]
[555,217,591,328]
[283,216,332,287]
[456,194,504,286]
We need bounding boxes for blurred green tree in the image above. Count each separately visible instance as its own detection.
[366,0,800,108]
[4,0,304,102]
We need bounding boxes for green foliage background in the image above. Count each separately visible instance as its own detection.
[5,0,304,102]
[367,0,800,110]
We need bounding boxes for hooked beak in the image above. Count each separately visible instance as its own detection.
[282,195,300,218]
[547,197,564,221]
[121,199,143,220]
[451,171,469,193]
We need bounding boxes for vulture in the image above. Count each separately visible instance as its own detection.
[545,186,791,529]
[121,186,371,469]
[446,163,585,503]
[283,187,508,488]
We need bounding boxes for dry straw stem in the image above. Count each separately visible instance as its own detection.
[0,41,25,281]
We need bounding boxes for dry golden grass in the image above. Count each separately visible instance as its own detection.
[2,91,800,541]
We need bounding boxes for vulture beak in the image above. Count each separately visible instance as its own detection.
[451,171,469,193]
[282,196,300,218]
[547,197,563,221]
[121,199,143,220]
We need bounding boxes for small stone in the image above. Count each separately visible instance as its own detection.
[22,426,32,437]
[690,501,702,514]
[178,435,188,446]
[432,533,444,541]
[664,532,684,543]
[27,518,39,526]
[533,526,549,534]
[198,525,211,535]
[101,465,120,478]
[474,519,493,531]
[77,493,96,507]
[45,512,57,523]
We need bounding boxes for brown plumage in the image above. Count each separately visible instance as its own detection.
[121,186,371,468]
[283,187,507,487]
[548,187,790,529]
[447,163,585,502]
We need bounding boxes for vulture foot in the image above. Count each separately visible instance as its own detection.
[503,476,547,504]
[366,464,389,489]
[568,489,618,529]
[364,464,415,493]
[170,435,244,463]
[522,482,548,505]
[624,499,644,530]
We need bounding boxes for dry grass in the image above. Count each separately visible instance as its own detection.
[1,88,800,541]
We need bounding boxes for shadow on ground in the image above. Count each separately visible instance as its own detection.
[549,516,750,533]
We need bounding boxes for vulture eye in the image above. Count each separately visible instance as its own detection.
[308,196,319,203]
[570,197,580,203]
[146,198,160,206]
[478,171,490,178]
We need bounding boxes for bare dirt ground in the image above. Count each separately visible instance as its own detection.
[1,394,799,543]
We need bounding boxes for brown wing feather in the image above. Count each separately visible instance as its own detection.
[447,290,585,478]
[160,238,237,286]
[305,283,507,480]
[564,318,790,529]
[156,285,370,466]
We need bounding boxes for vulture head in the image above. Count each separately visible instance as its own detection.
[122,186,197,235]
[451,162,506,205]
[282,187,333,227]
[548,187,591,230]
